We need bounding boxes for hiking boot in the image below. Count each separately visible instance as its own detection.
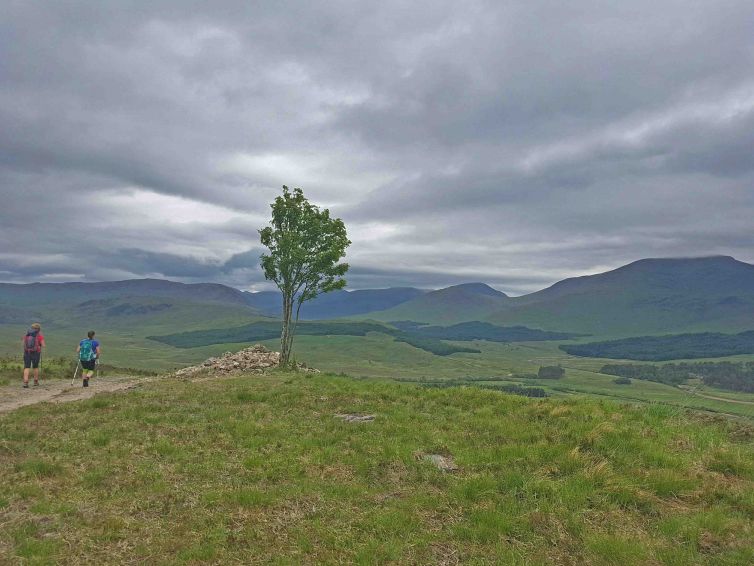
[23,383,29,388]
[33,380,39,386]
[83,378,89,387]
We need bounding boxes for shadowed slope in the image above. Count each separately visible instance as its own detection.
[363,283,509,324]
[488,256,754,335]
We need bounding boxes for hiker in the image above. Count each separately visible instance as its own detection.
[76,331,101,387]
[22,323,45,388]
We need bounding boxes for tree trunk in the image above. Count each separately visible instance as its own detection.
[280,292,292,367]
[286,297,304,366]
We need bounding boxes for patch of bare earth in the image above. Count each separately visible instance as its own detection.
[0,375,149,414]
[0,345,317,413]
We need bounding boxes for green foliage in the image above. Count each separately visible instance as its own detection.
[479,383,548,397]
[561,330,754,361]
[0,356,76,381]
[613,377,632,385]
[537,365,565,379]
[392,333,480,356]
[602,361,754,392]
[259,186,351,365]
[259,186,351,305]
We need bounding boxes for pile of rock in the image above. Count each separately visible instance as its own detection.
[173,344,318,378]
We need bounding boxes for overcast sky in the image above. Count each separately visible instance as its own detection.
[1,1,753,295]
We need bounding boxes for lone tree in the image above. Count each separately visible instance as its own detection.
[259,186,351,367]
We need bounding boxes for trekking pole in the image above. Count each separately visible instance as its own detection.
[71,359,80,386]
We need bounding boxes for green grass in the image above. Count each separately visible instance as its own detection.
[1,371,753,564]
[0,300,263,370]
[0,356,156,385]
[264,335,754,418]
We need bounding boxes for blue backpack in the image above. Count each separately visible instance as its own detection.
[79,339,95,362]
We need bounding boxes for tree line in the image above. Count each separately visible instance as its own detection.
[600,361,754,393]
[561,331,754,361]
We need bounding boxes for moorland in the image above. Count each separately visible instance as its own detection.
[2,255,754,563]
[2,255,754,418]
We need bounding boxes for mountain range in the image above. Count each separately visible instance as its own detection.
[1,256,754,338]
[242,287,425,319]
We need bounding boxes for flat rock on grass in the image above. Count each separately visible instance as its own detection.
[416,451,459,472]
[335,413,375,423]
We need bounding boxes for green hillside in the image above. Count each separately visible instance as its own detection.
[2,372,752,564]
[0,279,270,369]
[0,279,252,308]
[358,257,754,336]
[487,257,754,336]
[0,297,263,370]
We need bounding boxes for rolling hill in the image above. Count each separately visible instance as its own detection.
[243,287,425,319]
[487,256,754,336]
[363,256,754,336]
[0,279,264,366]
[0,278,252,308]
[363,283,510,324]
[4,256,754,367]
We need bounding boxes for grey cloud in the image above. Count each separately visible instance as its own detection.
[221,249,265,272]
[346,266,558,296]
[2,1,754,293]
[109,249,222,279]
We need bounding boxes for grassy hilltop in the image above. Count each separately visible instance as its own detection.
[1,371,753,564]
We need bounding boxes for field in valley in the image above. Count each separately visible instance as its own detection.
[2,322,754,419]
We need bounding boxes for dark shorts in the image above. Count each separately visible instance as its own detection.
[81,359,96,371]
[24,351,41,369]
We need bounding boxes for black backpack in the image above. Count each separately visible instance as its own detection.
[24,331,38,353]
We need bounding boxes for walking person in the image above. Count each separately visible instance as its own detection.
[76,331,101,387]
[22,323,45,388]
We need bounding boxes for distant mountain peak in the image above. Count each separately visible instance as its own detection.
[440,283,508,298]
[621,255,742,268]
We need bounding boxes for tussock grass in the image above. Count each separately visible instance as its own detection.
[0,355,156,383]
[0,372,753,564]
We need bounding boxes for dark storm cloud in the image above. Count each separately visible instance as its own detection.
[222,249,266,272]
[1,1,754,294]
[109,249,222,279]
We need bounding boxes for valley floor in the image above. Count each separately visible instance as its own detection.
[1,371,753,564]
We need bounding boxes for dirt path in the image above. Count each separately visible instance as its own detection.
[0,376,150,414]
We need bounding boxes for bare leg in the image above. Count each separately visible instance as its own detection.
[23,368,30,385]
[33,368,40,385]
